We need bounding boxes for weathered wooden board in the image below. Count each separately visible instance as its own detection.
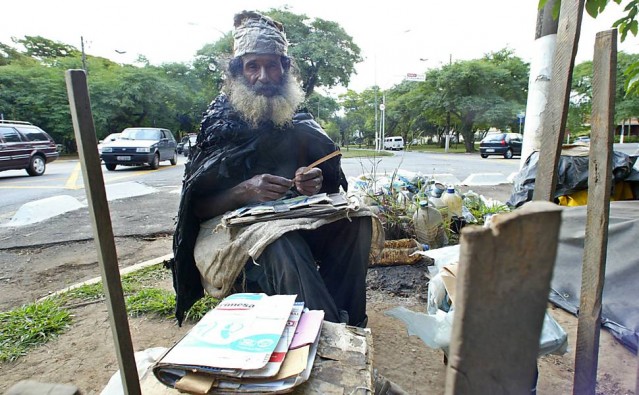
[444,201,562,394]
[65,69,141,395]
[533,0,585,202]
[573,29,617,395]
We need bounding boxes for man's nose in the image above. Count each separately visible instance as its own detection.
[257,66,269,83]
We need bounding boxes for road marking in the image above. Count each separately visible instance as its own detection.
[106,169,160,182]
[65,163,82,189]
[0,185,73,189]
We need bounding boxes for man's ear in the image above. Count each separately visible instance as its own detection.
[281,56,291,72]
[229,57,244,77]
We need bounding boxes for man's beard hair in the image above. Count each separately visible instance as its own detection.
[226,72,305,129]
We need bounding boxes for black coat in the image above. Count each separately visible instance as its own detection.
[170,94,347,324]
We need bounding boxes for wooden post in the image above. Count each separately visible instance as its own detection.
[572,29,617,395]
[533,0,585,202]
[444,201,562,394]
[65,70,141,395]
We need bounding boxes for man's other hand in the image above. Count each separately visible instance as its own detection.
[294,167,323,196]
[243,174,293,202]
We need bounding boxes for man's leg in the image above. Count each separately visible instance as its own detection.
[302,216,372,326]
[240,231,341,322]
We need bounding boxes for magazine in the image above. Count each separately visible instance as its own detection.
[221,193,351,227]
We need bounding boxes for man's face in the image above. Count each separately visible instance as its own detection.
[241,54,285,97]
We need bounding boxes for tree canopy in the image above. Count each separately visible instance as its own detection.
[0,7,637,155]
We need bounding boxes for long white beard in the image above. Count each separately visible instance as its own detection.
[226,73,305,128]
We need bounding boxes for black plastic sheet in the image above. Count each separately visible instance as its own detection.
[508,151,638,208]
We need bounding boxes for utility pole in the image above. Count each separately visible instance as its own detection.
[444,53,453,153]
[520,0,560,167]
[80,36,88,73]
[381,94,386,149]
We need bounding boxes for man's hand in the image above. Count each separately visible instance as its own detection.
[242,174,294,203]
[294,167,323,196]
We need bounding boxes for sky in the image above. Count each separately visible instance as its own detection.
[2,0,637,93]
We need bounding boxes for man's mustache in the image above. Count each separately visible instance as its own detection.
[250,81,283,96]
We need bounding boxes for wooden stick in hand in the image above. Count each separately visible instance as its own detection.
[302,150,342,174]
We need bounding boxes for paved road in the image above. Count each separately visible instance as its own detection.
[1,146,636,249]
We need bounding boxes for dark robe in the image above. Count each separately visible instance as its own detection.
[169,94,347,324]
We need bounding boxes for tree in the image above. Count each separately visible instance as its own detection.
[539,0,639,94]
[13,36,80,61]
[424,55,529,152]
[340,88,379,146]
[191,9,361,99]
[569,52,639,133]
[263,9,362,97]
[0,37,212,152]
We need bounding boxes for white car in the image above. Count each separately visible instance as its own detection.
[98,133,121,157]
[574,136,590,144]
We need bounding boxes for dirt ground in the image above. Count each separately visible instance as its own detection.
[0,184,636,394]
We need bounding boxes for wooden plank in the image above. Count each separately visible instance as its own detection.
[65,70,141,395]
[533,0,585,202]
[572,29,617,395]
[444,201,562,394]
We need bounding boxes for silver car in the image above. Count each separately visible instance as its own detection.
[100,127,177,171]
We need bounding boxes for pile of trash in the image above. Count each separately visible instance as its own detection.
[347,169,509,251]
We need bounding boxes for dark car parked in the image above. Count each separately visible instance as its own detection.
[100,127,177,171]
[479,133,523,159]
[0,120,59,176]
[182,134,198,158]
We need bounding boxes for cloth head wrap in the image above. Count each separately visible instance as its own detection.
[233,11,288,57]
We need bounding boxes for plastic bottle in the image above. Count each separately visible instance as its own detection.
[441,187,463,217]
[412,200,446,249]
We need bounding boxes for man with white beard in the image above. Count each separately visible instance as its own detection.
[170,11,379,328]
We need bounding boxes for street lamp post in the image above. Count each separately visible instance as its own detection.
[517,113,525,133]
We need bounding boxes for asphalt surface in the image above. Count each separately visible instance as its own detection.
[0,181,516,251]
[0,190,179,250]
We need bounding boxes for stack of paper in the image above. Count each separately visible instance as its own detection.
[221,193,351,227]
[153,293,324,394]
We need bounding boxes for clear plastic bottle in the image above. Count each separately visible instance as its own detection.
[412,200,446,249]
[441,187,463,217]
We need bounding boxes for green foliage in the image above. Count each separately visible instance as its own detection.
[0,263,219,362]
[263,8,362,97]
[14,36,80,60]
[61,282,104,302]
[569,52,639,126]
[538,0,639,95]
[0,299,71,362]
[126,288,176,317]
[463,194,511,224]
[184,296,221,322]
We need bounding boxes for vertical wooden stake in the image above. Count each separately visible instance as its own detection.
[65,70,141,395]
[572,29,617,395]
[533,0,585,202]
[444,201,562,394]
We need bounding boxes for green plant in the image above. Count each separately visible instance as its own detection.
[463,193,511,225]
[126,288,176,317]
[0,299,71,362]
[184,296,220,322]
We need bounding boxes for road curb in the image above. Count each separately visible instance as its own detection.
[40,253,173,301]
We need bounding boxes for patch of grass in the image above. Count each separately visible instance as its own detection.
[59,282,104,303]
[340,149,393,158]
[0,263,219,362]
[409,143,480,154]
[184,296,220,322]
[126,288,176,317]
[0,299,71,362]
